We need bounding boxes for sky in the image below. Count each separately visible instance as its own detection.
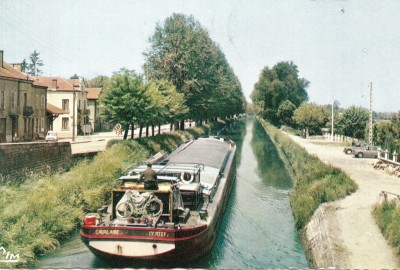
[1,0,399,112]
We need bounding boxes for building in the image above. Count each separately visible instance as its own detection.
[86,87,100,133]
[33,76,89,139]
[0,50,48,142]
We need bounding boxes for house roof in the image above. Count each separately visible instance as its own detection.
[33,76,81,91]
[47,103,67,114]
[86,87,102,100]
[0,62,30,81]
[31,78,49,88]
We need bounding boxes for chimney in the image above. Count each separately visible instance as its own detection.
[0,50,3,68]
[52,79,58,89]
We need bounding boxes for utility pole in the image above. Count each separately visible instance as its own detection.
[72,91,76,142]
[369,82,373,145]
[331,99,334,141]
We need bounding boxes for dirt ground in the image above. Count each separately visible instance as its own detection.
[288,135,400,269]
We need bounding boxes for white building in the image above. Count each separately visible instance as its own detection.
[33,77,88,139]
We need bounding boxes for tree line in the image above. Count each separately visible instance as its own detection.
[20,13,246,140]
[97,13,245,138]
[251,62,399,153]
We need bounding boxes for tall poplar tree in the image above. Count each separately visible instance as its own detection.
[143,13,245,125]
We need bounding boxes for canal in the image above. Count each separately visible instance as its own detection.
[33,118,308,268]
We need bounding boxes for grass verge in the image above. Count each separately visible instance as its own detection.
[373,200,400,254]
[0,127,208,267]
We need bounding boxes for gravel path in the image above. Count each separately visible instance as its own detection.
[288,135,400,269]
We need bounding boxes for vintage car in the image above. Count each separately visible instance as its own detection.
[353,145,378,158]
[45,131,58,142]
[343,142,368,155]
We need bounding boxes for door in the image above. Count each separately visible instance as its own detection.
[0,118,5,142]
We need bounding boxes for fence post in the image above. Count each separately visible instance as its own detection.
[385,149,389,159]
[393,151,398,163]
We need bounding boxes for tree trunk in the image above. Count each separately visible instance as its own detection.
[180,119,185,131]
[139,125,143,140]
[304,127,309,138]
[170,123,173,131]
[146,125,149,137]
[174,121,179,130]
[152,125,155,136]
[130,124,134,140]
[158,124,161,135]
[123,128,128,140]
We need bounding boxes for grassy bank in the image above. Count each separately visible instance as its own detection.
[0,126,208,267]
[373,200,400,254]
[258,118,358,230]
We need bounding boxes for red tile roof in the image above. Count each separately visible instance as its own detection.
[47,103,67,114]
[86,87,102,100]
[0,62,30,81]
[33,77,82,91]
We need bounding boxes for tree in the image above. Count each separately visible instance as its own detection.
[100,69,187,139]
[336,106,369,139]
[153,80,188,130]
[99,69,145,139]
[373,111,400,152]
[293,103,329,137]
[85,75,111,90]
[143,13,245,125]
[24,50,44,76]
[251,61,309,124]
[21,59,28,73]
[277,100,296,126]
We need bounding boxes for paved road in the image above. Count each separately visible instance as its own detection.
[288,135,400,269]
[64,124,188,155]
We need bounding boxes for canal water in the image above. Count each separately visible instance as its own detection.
[32,118,308,269]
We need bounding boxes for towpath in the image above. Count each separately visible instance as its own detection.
[287,134,400,269]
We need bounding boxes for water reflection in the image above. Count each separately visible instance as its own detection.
[251,120,293,189]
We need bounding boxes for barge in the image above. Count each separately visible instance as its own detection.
[80,137,236,263]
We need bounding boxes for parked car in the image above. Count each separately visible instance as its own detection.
[45,131,58,142]
[343,141,368,155]
[353,145,378,158]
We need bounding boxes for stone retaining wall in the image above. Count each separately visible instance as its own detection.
[0,142,71,181]
[303,205,336,268]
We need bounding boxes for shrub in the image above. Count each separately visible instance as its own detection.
[373,200,400,254]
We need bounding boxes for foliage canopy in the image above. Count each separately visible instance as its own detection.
[293,102,329,136]
[143,13,245,121]
[99,68,187,139]
[251,61,309,124]
[336,106,369,139]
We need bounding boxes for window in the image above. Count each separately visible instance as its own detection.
[24,118,28,133]
[41,95,45,109]
[0,91,4,108]
[62,99,69,112]
[35,117,39,132]
[11,92,17,108]
[62,117,69,130]
[36,94,39,109]
[41,117,44,132]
